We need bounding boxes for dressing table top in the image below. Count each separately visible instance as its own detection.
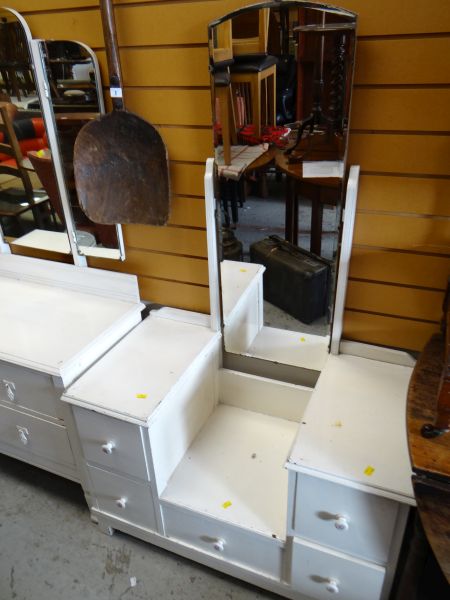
[0,254,143,385]
[63,311,220,425]
[287,353,415,504]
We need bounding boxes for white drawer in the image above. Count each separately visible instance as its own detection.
[293,474,399,564]
[0,403,74,466]
[0,361,62,419]
[291,537,385,600]
[73,406,149,481]
[88,465,157,531]
[163,502,283,580]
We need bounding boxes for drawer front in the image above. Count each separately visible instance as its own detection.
[291,537,385,600]
[88,465,157,531]
[73,406,149,481]
[0,403,74,466]
[0,361,62,419]
[293,474,399,564]
[163,502,283,580]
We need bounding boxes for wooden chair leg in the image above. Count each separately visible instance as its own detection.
[250,75,261,138]
[216,86,231,165]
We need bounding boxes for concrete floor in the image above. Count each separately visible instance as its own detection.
[0,454,281,600]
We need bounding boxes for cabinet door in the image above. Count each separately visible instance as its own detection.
[291,537,385,600]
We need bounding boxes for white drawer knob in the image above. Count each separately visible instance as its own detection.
[115,497,127,509]
[334,516,349,531]
[326,579,340,594]
[101,442,115,454]
[2,379,16,401]
[16,425,29,445]
[213,538,225,552]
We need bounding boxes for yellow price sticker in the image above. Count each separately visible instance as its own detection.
[136,393,148,399]
[239,268,247,273]
[364,466,375,476]
[300,337,306,343]
[222,500,232,509]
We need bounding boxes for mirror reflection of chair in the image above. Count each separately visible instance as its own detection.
[0,106,52,235]
[230,8,277,137]
[27,148,117,248]
[211,20,237,166]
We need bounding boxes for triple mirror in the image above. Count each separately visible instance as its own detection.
[209,1,356,376]
[0,7,123,260]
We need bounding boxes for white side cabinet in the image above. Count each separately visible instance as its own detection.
[286,354,415,600]
[0,254,144,481]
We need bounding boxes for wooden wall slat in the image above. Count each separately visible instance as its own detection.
[168,196,206,228]
[125,89,212,127]
[346,280,444,322]
[89,248,209,285]
[353,213,450,253]
[340,0,450,35]
[159,127,213,162]
[357,176,450,215]
[123,224,208,257]
[351,89,450,133]
[26,11,102,46]
[104,47,210,87]
[355,38,450,86]
[137,276,210,312]
[343,311,440,352]
[20,0,450,37]
[171,163,206,196]
[348,133,450,175]
[349,248,450,290]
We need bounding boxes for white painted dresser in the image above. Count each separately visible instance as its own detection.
[62,303,415,600]
[0,253,143,481]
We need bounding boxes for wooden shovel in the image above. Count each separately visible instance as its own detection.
[73,0,170,225]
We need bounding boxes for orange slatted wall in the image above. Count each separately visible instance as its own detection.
[8,0,450,351]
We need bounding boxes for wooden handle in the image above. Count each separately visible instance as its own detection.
[100,0,124,110]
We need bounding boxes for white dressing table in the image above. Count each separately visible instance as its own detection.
[1,162,417,600]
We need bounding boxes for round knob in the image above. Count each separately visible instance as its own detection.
[115,498,127,509]
[101,442,115,454]
[213,539,225,552]
[334,516,349,531]
[326,579,339,594]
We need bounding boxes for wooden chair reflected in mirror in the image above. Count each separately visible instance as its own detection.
[0,106,53,235]
[230,8,277,138]
[27,147,117,249]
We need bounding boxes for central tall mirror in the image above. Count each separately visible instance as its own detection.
[209,1,357,377]
[0,7,124,260]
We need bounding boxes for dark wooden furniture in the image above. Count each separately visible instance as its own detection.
[275,149,340,255]
[406,286,450,587]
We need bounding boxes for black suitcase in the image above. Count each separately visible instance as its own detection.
[249,235,331,324]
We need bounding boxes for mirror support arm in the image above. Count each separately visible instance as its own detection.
[330,165,360,355]
[29,40,87,267]
[204,158,221,333]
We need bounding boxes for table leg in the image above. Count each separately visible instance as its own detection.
[285,176,297,244]
[310,188,323,256]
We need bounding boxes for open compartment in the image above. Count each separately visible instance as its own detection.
[152,367,312,577]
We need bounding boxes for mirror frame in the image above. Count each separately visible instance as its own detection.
[0,7,125,263]
[208,0,358,377]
